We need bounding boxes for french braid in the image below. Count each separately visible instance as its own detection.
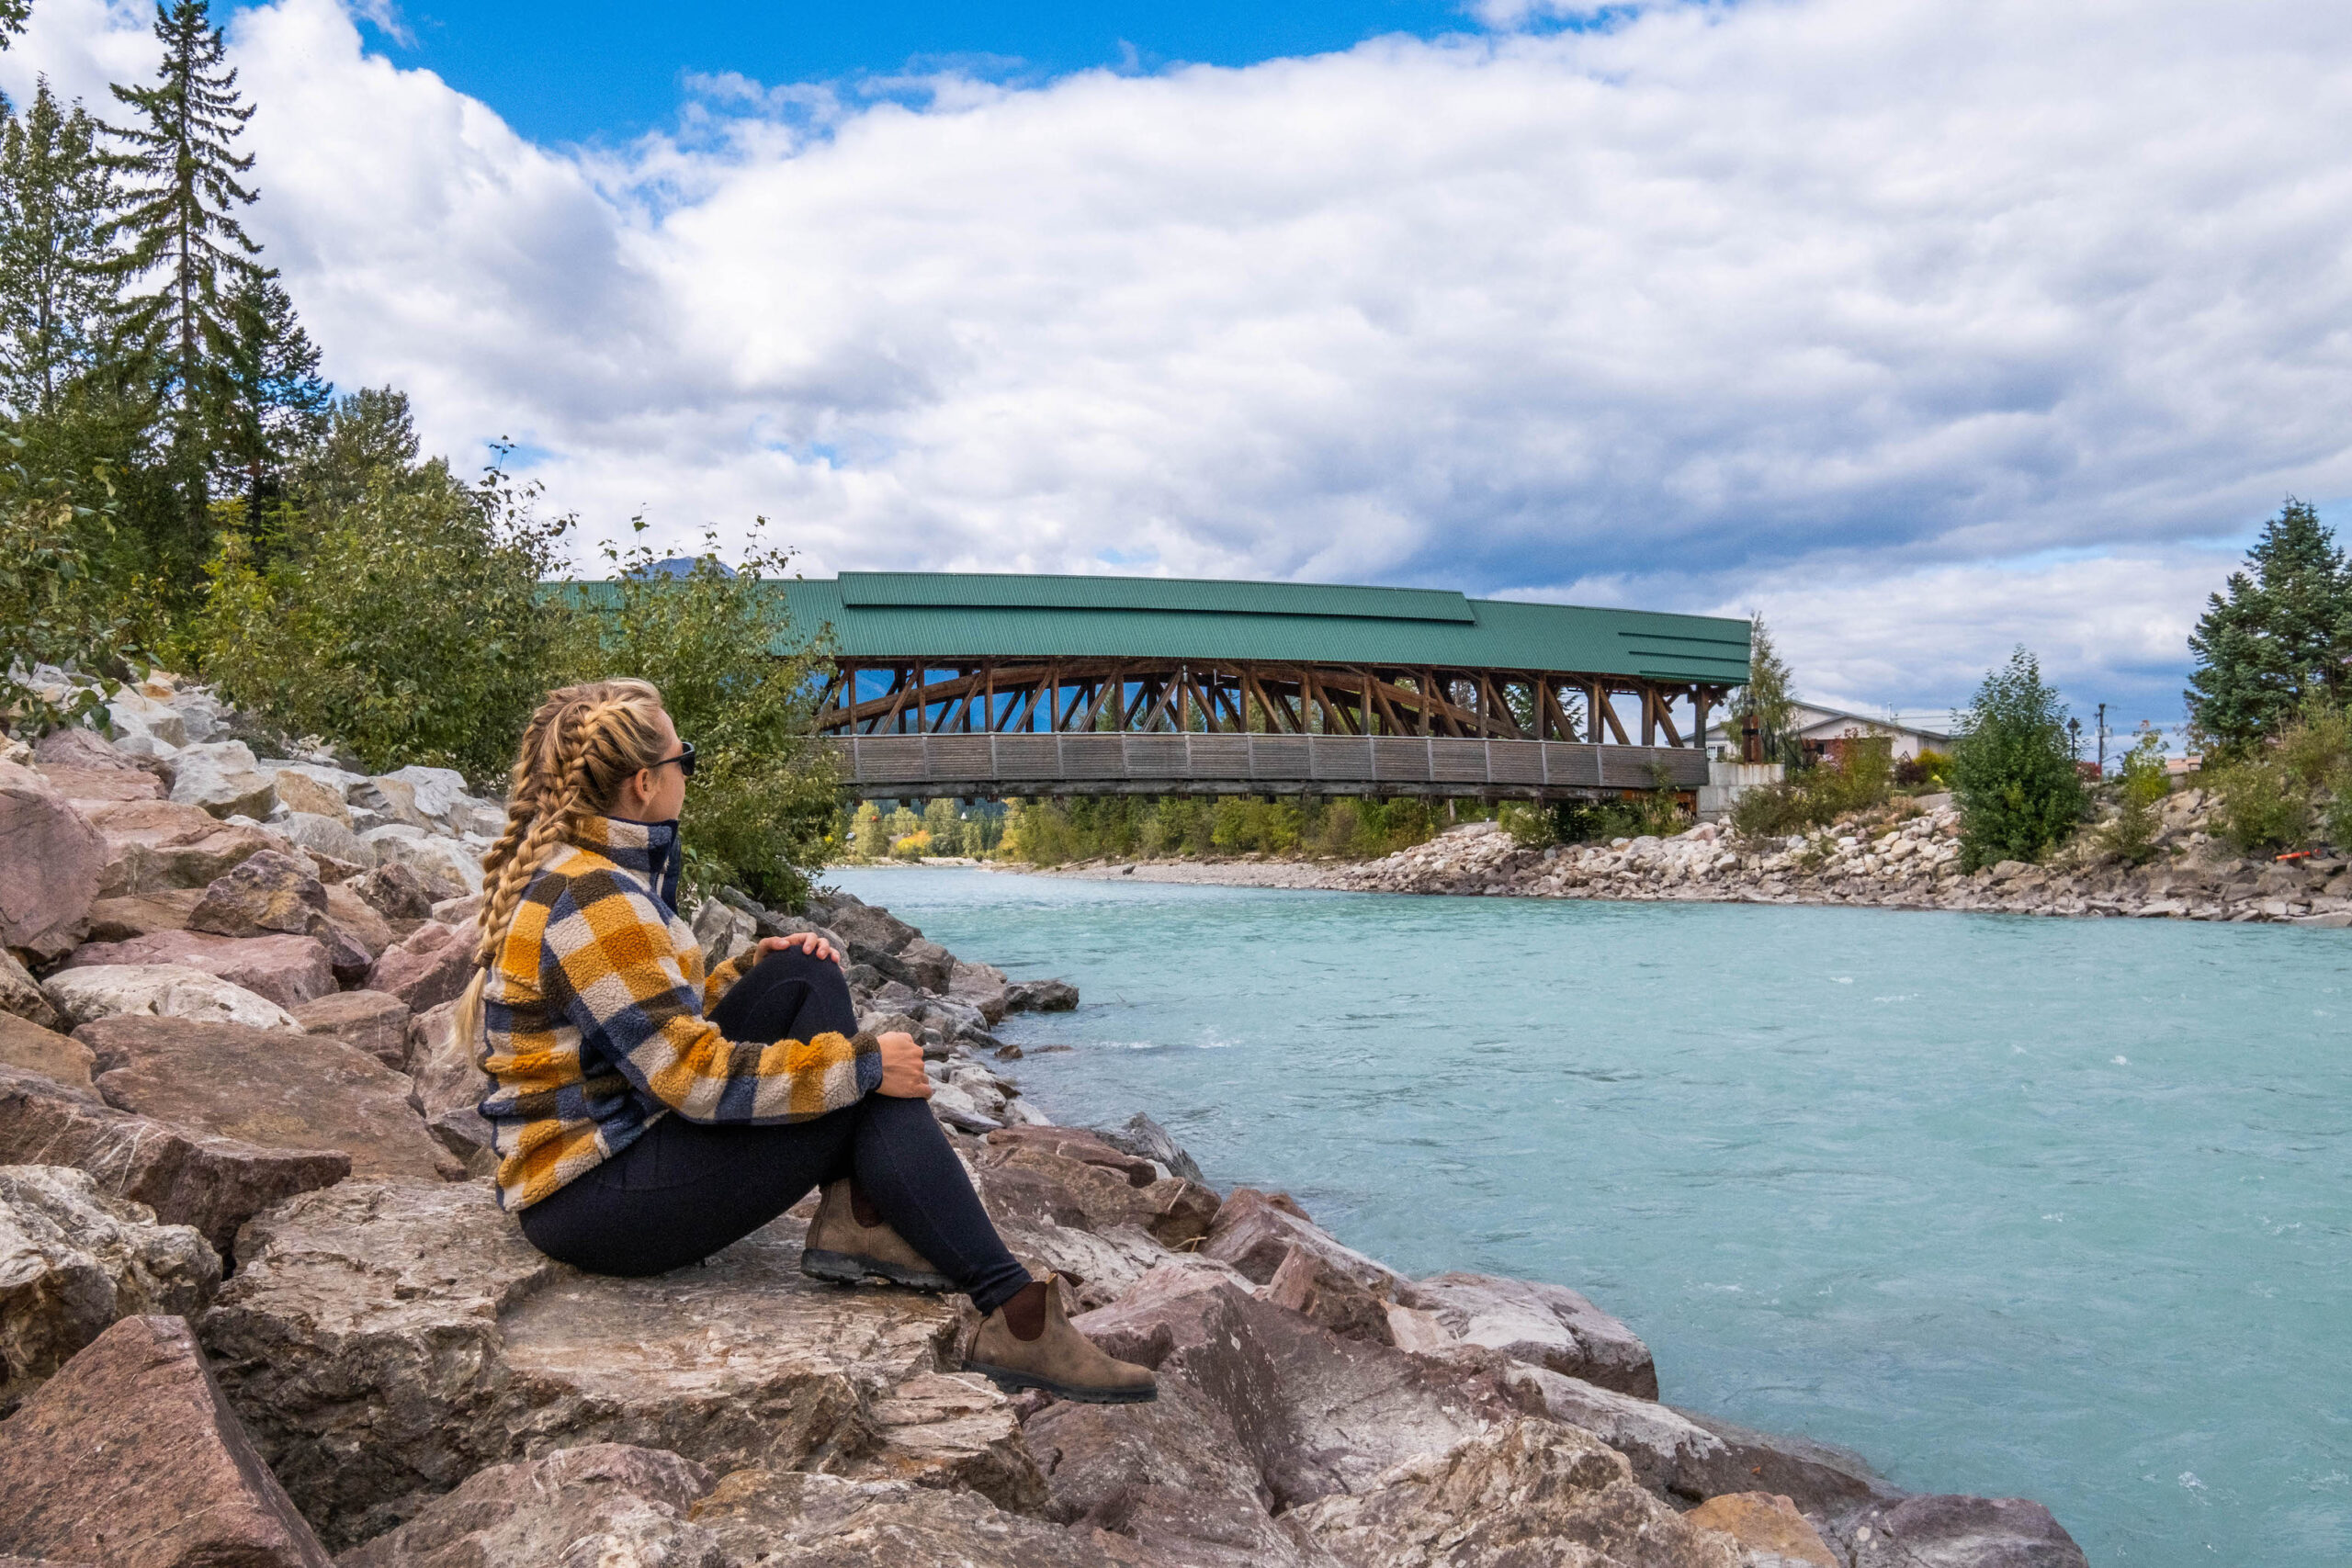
[449,679,672,1055]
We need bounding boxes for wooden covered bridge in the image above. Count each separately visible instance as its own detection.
[763,573,1749,803]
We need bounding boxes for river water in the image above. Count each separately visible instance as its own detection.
[828,865,2349,1566]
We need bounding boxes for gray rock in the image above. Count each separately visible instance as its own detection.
[1827,1494,2090,1567]
[200,1179,1043,1550]
[0,760,105,961]
[168,740,279,819]
[43,963,303,1032]
[0,1166,220,1413]
[376,766,470,827]
[79,1015,461,1182]
[0,1064,349,1255]
[1006,977,1080,1013]
[0,1314,332,1568]
[336,1444,722,1568]
[104,687,189,749]
[690,897,757,972]
[33,724,145,773]
[352,862,435,922]
[401,999,492,1168]
[1096,1111,1206,1185]
[1284,1416,1741,1568]
[1201,1187,1398,1293]
[276,809,370,866]
[1394,1270,1657,1399]
[363,829,481,900]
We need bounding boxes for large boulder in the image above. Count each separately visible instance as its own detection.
[103,687,188,750]
[820,897,956,993]
[1200,1186,1397,1293]
[949,957,1012,1024]
[691,896,757,972]
[1684,1493,1838,1567]
[0,947,64,1031]
[323,881,397,958]
[402,999,492,1167]
[167,739,279,819]
[1094,1111,1207,1185]
[977,1125,1219,1249]
[33,761,164,804]
[1071,1265,1524,1512]
[0,1065,349,1255]
[189,847,331,937]
[0,759,105,960]
[199,1179,1046,1550]
[33,724,148,772]
[43,963,302,1032]
[1005,977,1080,1013]
[84,797,277,896]
[1283,1416,1742,1568]
[0,1165,219,1412]
[270,770,352,823]
[1265,1242,1396,1345]
[0,1010,98,1097]
[274,809,370,867]
[62,931,336,1010]
[1826,1494,2090,1567]
[0,1314,333,1568]
[337,1444,723,1568]
[366,919,478,1011]
[79,1015,462,1182]
[1394,1270,1657,1398]
[688,1469,1140,1568]
[83,888,204,942]
[293,989,413,1071]
[352,861,436,923]
[362,828,482,901]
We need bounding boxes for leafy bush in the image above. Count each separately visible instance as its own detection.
[2100,730,2172,865]
[2210,759,2311,854]
[197,456,571,779]
[0,447,156,730]
[1951,649,2086,870]
[1727,745,1894,838]
[922,797,964,854]
[850,801,886,861]
[1894,749,1952,789]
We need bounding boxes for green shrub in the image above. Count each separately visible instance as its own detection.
[1951,649,2086,870]
[0,448,156,731]
[922,797,963,855]
[2101,730,2172,865]
[2210,758,2312,854]
[850,801,886,861]
[1726,745,1894,839]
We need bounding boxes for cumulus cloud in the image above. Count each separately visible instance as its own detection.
[4,0,2342,716]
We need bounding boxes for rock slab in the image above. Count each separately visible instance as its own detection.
[337,1443,722,1568]
[0,1314,332,1568]
[43,962,302,1032]
[63,929,337,1010]
[0,759,104,960]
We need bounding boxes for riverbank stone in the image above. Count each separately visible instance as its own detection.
[1827,1494,2090,1567]
[0,1011,96,1096]
[0,760,104,960]
[0,1314,333,1568]
[43,963,302,1032]
[1395,1269,1657,1398]
[978,1125,1219,1248]
[336,1444,722,1568]
[62,930,337,1010]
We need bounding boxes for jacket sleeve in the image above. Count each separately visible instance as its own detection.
[550,882,880,1123]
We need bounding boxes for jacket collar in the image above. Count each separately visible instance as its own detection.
[573,815,684,913]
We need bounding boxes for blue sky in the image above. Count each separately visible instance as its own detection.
[356,0,1487,144]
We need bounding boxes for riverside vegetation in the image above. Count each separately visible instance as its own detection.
[0,676,2096,1566]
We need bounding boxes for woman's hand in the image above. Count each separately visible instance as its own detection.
[875,1031,932,1099]
[757,931,841,966]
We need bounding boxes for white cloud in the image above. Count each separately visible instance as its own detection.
[5,0,2345,717]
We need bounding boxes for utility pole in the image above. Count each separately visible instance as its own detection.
[2096,703,2107,774]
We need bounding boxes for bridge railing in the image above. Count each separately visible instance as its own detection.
[824,733,1707,798]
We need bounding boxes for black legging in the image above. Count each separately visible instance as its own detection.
[516,946,1034,1314]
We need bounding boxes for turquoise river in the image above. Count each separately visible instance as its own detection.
[829,865,2348,1567]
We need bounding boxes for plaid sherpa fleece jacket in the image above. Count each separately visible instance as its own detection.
[478,814,881,1210]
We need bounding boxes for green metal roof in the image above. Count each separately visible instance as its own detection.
[756,572,1748,685]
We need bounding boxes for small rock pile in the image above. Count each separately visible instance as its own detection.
[1333,795,2352,925]
[0,675,2091,1566]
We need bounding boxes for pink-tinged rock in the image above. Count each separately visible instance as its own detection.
[42,963,303,1032]
[0,1314,332,1568]
[401,999,491,1168]
[1266,1242,1395,1345]
[337,1444,723,1568]
[689,1470,1139,1568]
[1201,1186,1399,1293]
[0,760,104,961]
[79,1015,462,1182]
[323,882,395,958]
[0,1065,348,1255]
[1830,1495,2090,1568]
[188,847,330,938]
[292,990,412,1071]
[83,888,204,942]
[33,762,164,803]
[0,947,64,1031]
[352,861,435,923]
[0,1011,97,1098]
[1071,1264,1524,1512]
[1684,1493,1838,1566]
[366,919,478,1011]
[32,725,144,772]
[84,798,277,897]
[64,931,336,1010]
[977,1125,1220,1248]
[1394,1271,1657,1399]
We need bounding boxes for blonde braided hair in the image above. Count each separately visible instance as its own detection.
[449,679,673,1054]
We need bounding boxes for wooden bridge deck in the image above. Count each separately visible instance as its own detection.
[825,732,1707,801]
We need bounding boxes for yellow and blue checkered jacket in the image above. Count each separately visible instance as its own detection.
[478,815,880,1209]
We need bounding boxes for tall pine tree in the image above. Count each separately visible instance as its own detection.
[209,271,328,510]
[0,79,127,418]
[2185,499,2352,754]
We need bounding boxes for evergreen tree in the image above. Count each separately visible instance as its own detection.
[0,80,126,418]
[293,385,421,507]
[2185,499,2352,754]
[107,0,262,417]
[1724,613,1797,761]
[207,271,329,507]
[1951,648,2086,869]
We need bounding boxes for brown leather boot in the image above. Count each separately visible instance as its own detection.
[799,1179,952,1292]
[965,1276,1158,1404]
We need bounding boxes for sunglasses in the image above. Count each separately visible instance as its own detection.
[651,740,696,779]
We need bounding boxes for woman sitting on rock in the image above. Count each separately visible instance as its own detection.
[449,678,1152,1404]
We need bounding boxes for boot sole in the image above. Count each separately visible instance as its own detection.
[963,1360,1158,1404]
[800,1248,954,1292]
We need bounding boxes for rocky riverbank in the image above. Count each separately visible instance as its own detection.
[1042,791,2352,925]
[0,672,2091,1566]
